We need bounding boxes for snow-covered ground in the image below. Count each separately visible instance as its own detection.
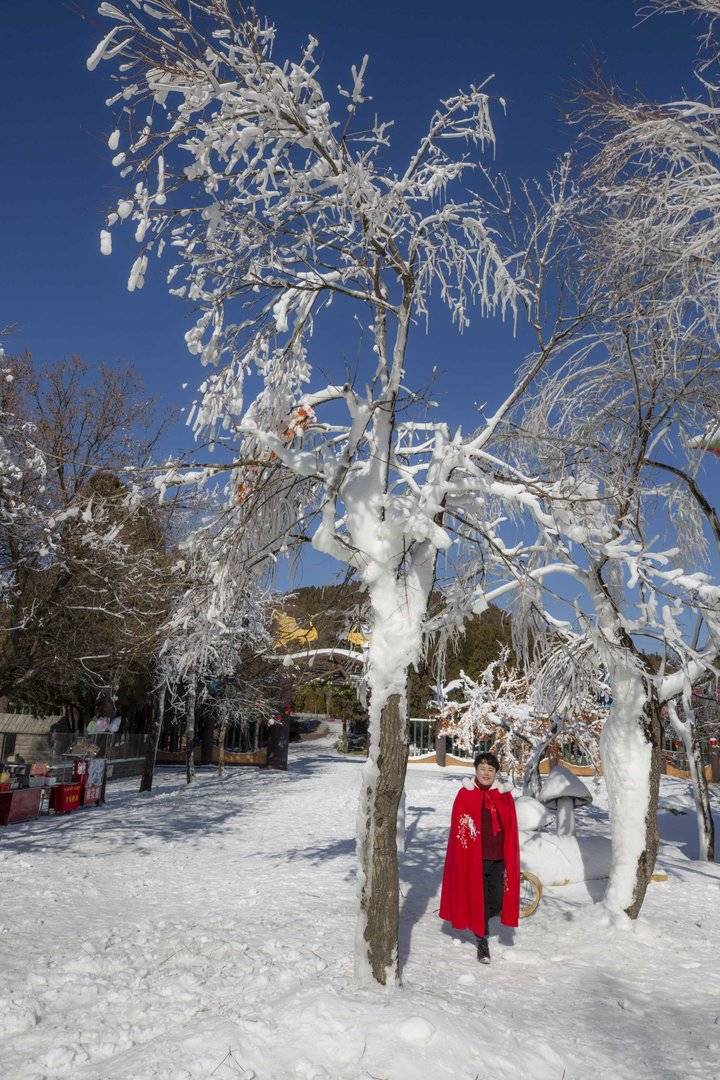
[1,739,719,1080]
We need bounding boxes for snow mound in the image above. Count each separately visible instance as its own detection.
[398,1016,436,1045]
[521,832,611,884]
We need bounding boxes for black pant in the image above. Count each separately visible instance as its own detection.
[477,859,504,938]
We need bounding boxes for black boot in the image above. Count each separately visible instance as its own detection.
[476,935,491,964]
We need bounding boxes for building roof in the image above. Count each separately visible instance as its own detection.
[0,713,61,735]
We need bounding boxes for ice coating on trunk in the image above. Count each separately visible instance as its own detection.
[600,666,652,914]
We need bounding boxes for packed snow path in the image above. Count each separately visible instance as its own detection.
[1,740,718,1080]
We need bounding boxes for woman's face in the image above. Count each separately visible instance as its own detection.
[475,760,497,788]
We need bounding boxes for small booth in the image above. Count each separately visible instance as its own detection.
[0,761,47,824]
[0,753,106,824]
[0,784,43,825]
[50,756,105,813]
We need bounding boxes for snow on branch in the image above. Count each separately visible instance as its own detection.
[436,646,605,780]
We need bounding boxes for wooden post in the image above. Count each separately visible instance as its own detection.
[435,733,447,767]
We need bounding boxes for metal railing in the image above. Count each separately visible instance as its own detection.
[8,731,149,766]
[407,719,498,762]
[408,717,435,757]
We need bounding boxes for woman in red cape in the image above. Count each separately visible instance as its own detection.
[439,751,520,963]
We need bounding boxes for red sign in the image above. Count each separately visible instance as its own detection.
[83,784,103,805]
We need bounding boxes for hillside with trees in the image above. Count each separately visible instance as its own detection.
[281,583,513,719]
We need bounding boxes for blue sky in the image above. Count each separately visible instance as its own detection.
[1,1,714,585]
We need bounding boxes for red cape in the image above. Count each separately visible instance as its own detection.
[439,783,520,936]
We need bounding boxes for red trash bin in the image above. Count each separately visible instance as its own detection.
[50,783,82,814]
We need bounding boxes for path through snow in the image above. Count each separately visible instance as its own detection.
[1,739,718,1079]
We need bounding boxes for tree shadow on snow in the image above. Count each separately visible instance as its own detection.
[276,836,357,880]
[0,746,358,858]
[399,806,452,968]
[655,805,720,862]
[0,766,290,857]
[0,790,247,858]
[268,800,454,968]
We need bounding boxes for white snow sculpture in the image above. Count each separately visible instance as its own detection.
[514,795,552,833]
[538,766,592,837]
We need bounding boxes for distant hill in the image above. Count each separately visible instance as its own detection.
[274,584,513,718]
[275,582,366,650]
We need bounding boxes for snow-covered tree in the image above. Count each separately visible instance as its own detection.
[664,690,715,861]
[0,351,175,718]
[0,353,52,614]
[208,651,289,777]
[491,250,720,904]
[88,0,587,983]
[578,1,720,343]
[151,520,273,786]
[437,646,605,796]
[429,130,720,908]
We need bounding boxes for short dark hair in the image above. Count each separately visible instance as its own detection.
[474,751,500,772]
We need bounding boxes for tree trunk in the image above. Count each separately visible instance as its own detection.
[185,675,197,785]
[601,669,661,919]
[667,700,715,862]
[356,691,408,986]
[218,719,228,778]
[684,724,716,862]
[522,738,549,799]
[140,684,166,793]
